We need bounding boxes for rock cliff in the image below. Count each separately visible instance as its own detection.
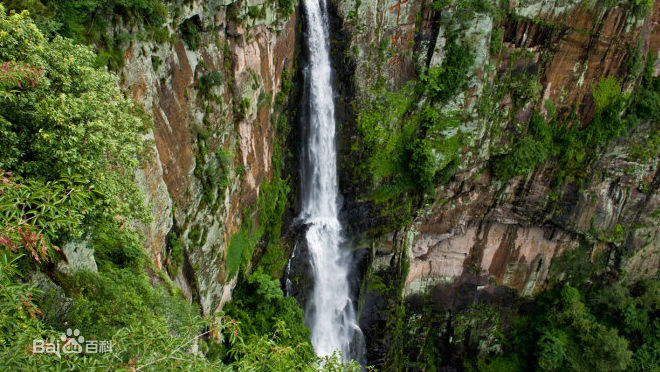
[327,0,659,366]
[119,0,299,315]
[332,0,658,296]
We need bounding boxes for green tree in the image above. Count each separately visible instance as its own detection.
[0,6,150,241]
[536,333,566,371]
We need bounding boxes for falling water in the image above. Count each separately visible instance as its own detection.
[298,0,363,361]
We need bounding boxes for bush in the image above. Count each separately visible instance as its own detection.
[592,76,622,110]
[92,221,145,269]
[222,270,314,363]
[180,18,201,50]
[226,226,253,279]
[407,138,436,191]
[0,7,150,227]
[421,34,473,101]
[493,136,548,179]
[5,1,168,69]
[57,267,200,341]
[536,333,566,371]
[166,231,184,277]
[199,71,224,94]
[277,0,296,17]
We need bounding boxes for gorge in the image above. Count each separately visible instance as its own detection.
[0,0,658,371]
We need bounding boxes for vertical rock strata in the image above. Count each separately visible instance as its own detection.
[330,0,659,298]
[121,0,298,314]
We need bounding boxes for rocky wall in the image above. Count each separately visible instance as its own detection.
[120,0,299,314]
[331,0,659,302]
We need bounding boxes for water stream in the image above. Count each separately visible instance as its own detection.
[297,0,363,361]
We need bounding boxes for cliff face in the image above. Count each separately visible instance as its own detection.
[118,0,299,315]
[332,0,659,294]
[327,0,659,365]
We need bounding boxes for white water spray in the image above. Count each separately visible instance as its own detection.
[299,0,362,360]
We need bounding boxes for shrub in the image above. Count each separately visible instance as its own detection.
[180,18,201,50]
[277,0,296,17]
[222,270,313,363]
[592,76,622,110]
[0,7,150,228]
[407,138,436,192]
[5,1,168,69]
[58,267,200,341]
[536,333,566,371]
[0,173,94,263]
[493,136,548,179]
[421,34,474,101]
[166,231,184,277]
[225,223,257,279]
[199,71,223,94]
[92,221,145,269]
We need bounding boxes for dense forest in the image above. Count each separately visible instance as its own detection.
[0,0,658,371]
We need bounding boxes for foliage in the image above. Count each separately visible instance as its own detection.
[492,74,631,182]
[592,76,622,110]
[199,71,224,95]
[0,249,361,371]
[225,147,290,279]
[225,64,293,277]
[421,34,474,102]
[0,253,46,351]
[0,7,150,230]
[0,172,95,263]
[490,27,502,56]
[355,85,465,195]
[492,52,660,184]
[536,333,566,371]
[492,132,549,179]
[255,153,291,276]
[407,138,436,191]
[165,230,184,277]
[91,219,144,270]
[465,281,659,372]
[631,52,660,122]
[277,0,297,17]
[627,0,654,16]
[351,33,471,233]
[223,271,363,370]
[53,266,199,341]
[4,0,168,69]
[180,17,201,51]
[223,270,312,358]
[226,222,256,279]
[0,60,43,89]
[507,72,542,108]
[431,0,493,24]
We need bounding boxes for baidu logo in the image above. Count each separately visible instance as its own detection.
[33,328,113,355]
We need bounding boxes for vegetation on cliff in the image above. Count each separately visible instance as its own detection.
[345,0,659,369]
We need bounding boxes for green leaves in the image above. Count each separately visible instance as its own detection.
[592,77,622,110]
[0,6,150,249]
[536,333,566,371]
[0,172,94,262]
[421,34,473,102]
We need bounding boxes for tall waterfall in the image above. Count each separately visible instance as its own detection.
[298,0,363,361]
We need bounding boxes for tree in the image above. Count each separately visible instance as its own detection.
[536,333,566,371]
[0,6,150,245]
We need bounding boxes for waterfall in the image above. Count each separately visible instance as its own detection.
[298,0,363,361]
